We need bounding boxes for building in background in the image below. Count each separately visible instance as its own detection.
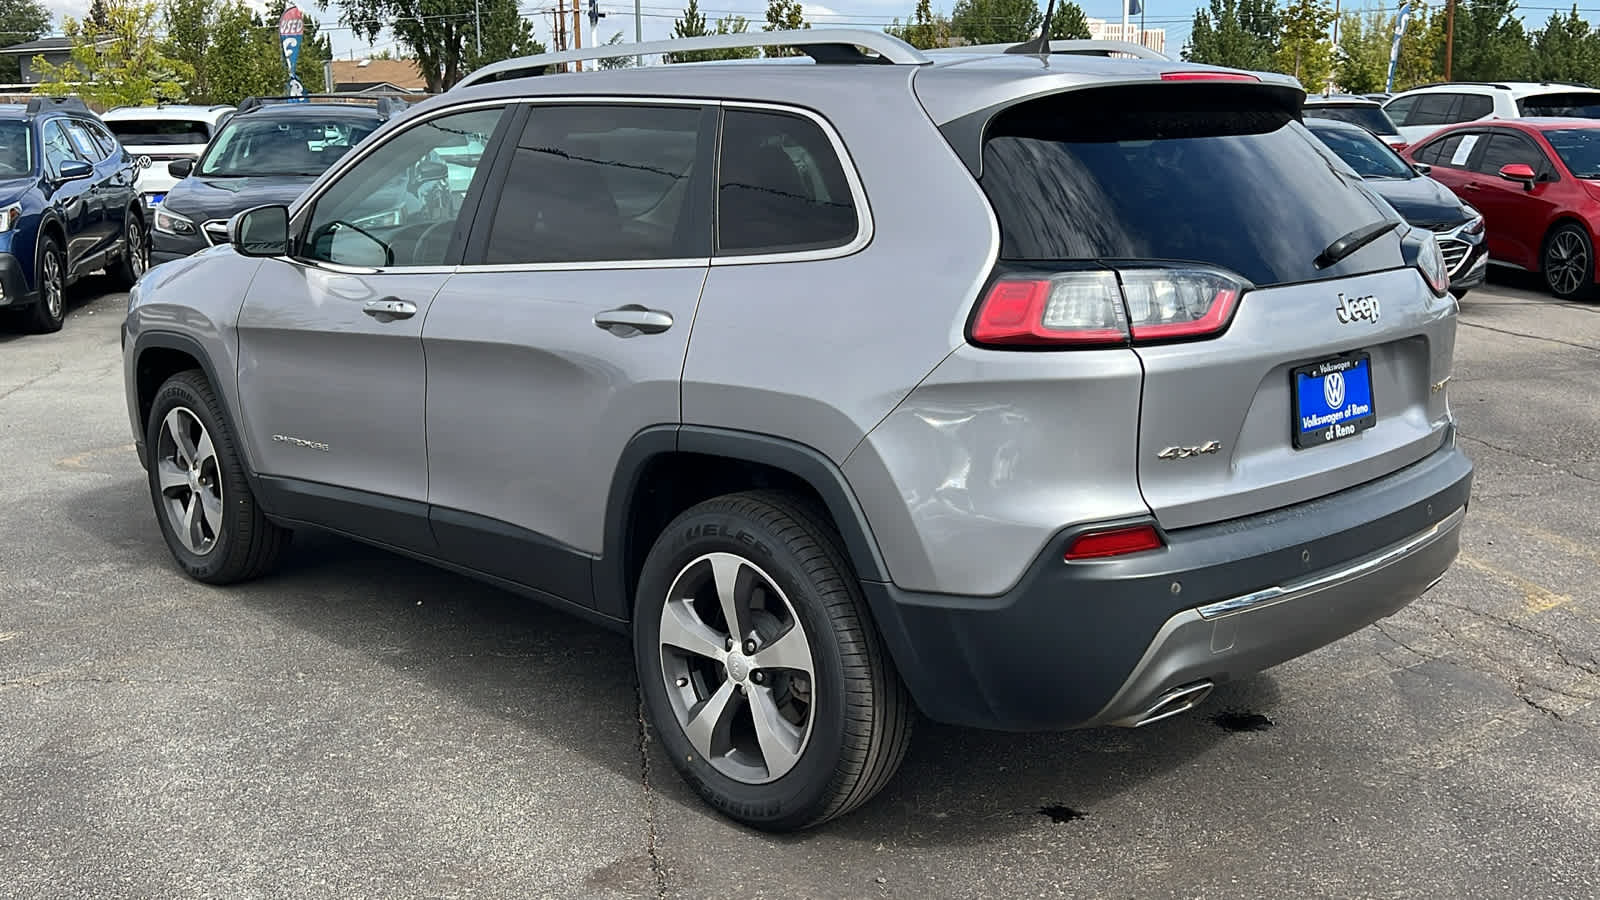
[327,59,427,94]
[1085,19,1166,55]
[0,37,117,86]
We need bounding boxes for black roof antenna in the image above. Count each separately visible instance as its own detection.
[1006,0,1056,57]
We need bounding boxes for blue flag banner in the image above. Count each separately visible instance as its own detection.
[278,4,304,98]
[1386,2,1410,92]
[1127,0,1142,16]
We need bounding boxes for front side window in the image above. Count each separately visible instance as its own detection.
[1385,95,1419,125]
[717,109,858,256]
[1409,94,1460,126]
[480,104,708,264]
[1474,133,1545,175]
[303,106,505,268]
[40,121,75,174]
[199,114,380,177]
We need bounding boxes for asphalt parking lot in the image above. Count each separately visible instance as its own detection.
[3,274,1599,899]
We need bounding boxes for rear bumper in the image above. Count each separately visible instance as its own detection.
[860,435,1472,731]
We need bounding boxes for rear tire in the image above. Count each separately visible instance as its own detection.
[633,490,913,831]
[22,234,65,333]
[109,212,148,290]
[1542,222,1596,301]
[145,370,290,584]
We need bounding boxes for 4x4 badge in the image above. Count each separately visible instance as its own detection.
[1158,441,1222,460]
[1335,292,1380,324]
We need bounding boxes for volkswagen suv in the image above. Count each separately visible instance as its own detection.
[121,31,1473,830]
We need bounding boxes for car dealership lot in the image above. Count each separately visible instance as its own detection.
[2,277,1599,899]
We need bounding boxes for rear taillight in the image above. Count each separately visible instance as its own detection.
[1416,234,1450,296]
[1064,524,1164,560]
[971,267,1248,348]
[1160,71,1260,83]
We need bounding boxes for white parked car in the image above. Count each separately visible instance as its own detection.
[101,104,235,207]
[1383,81,1600,144]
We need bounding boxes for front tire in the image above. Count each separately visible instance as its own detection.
[634,491,913,831]
[145,370,289,584]
[23,234,65,333]
[109,212,148,289]
[1543,222,1596,300]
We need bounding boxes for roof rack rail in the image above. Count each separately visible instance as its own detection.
[235,94,409,118]
[455,28,929,89]
[26,95,91,115]
[928,39,1171,60]
[1406,81,1512,91]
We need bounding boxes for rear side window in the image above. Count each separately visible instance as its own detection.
[86,121,120,158]
[717,109,858,256]
[1455,95,1494,121]
[1517,92,1600,117]
[1409,94,1460,126]
[1304,104,1400,137]
[106,119,213,146]
[1413,133,1465,166]
[976,86,1397,288]
[63,120,104,161]
[481,104,709,264]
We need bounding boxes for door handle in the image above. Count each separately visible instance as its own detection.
[364,297,417,320]
[594,304,673,335]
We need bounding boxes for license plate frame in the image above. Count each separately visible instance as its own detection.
[147,193,165,206]
[1291,353,1377,449]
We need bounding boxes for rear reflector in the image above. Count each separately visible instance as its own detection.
[971,266,1248,348]
[1160,71,1260,83]
[1064,524,1164,560]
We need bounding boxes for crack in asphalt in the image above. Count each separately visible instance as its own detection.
[1456,433,1600,486]
[635,686,668,900]
[1458,319,1600,353]
[0,361,64,405]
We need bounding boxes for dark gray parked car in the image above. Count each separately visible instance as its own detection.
[121,30,1472,830]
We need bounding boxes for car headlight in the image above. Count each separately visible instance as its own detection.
[0,203,21,232]
[1461,205,1485,235]
[153,206,196,236]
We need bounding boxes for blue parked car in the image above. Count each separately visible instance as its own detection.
[0,96,147,334]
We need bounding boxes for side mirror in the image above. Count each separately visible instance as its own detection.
[1498,163,1537,189]
[167,158,194,179]
[229,205,290,257]
[57,159,92,181]
[1412,162,1432,175]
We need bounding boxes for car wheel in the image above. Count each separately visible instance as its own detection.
[23,234,65,333]
[146,370,290,584]
[1542,222,1596,300]
[110,212,149,289]
[633,490,913,831]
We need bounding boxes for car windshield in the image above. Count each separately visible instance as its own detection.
[1308,125,1416,179]
[1517,92,1600,117]
[196,115,378,177]
[977,85,1398,288]
[1542,128,1600,177]
[0,121,31,176]
[1304,104,1401,137]
[107,119,212,146]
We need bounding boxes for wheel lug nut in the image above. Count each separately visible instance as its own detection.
[725,637,734,650]
[752,671,764,684]
[675,677,688,688]
[743,639,757,654]
[736,684,746,695]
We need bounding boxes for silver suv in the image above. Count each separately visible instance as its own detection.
[121,30,1473,830]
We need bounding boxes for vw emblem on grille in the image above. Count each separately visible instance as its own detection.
[1324,371,1346,410]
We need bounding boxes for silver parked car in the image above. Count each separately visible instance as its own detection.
[122,30,1472,830]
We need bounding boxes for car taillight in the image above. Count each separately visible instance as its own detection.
[1160,71,1260,83]
[1064,524,1164,560]
[971,267,1249,348]
[1416,234,1450,296]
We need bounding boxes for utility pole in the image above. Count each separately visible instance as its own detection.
[573,0,584,71]
[1328,0,1340,96]
[1445,0,1456,80]
[635,0,643,66]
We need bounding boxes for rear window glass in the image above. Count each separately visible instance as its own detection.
[1517,92,1600,117]
[1304,104,1400,137]
[107,119,212,145]
[1308,125,1414,179]
[718,109,858,255]
[1543,128,1600,177]
[977,86,1399,287]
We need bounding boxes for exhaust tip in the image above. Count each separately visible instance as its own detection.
[1113,680,1215,728]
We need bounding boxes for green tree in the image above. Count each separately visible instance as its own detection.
[1183,0,1281,70]
[762,0,808,57]
[1276,0,1336,90]
[35,0,192,106]
[950,0,1040,45]
[888,0,953,49]
[1333,9,1389,94]
[666,0,760,62]
[88,0,111,27]
[1444,0,1532,81]
[1526,6,1594,83]
[1049,1,1091,39]
[0,0,50,83]
[598,31,636,68]
[322,0,539,91]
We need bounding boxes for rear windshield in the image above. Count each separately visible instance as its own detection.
[977,86,1400,287]
[107,119,212,146]
[1516,92,1600,117]
[1303,103,1401,137]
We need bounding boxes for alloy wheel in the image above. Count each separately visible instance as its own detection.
[128,221,147,278]
[154,407,224,555]
[658,552,817,784]
[1547,230,1588,297]
[42,250,62,320]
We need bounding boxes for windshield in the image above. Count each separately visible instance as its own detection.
[1517,92,1600,117]
[1304,104,1401,137]
[976,85,1398,288]
[107,119,212,146]
[1307,125,1416,179]
[0,121,31,176]
[1542,128,1600,177]
[197,115,378,177]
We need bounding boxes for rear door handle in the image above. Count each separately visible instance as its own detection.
[364,298,417,320]
[594,304,673,335]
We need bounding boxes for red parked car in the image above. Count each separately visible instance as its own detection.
[1404,117,1600,299]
